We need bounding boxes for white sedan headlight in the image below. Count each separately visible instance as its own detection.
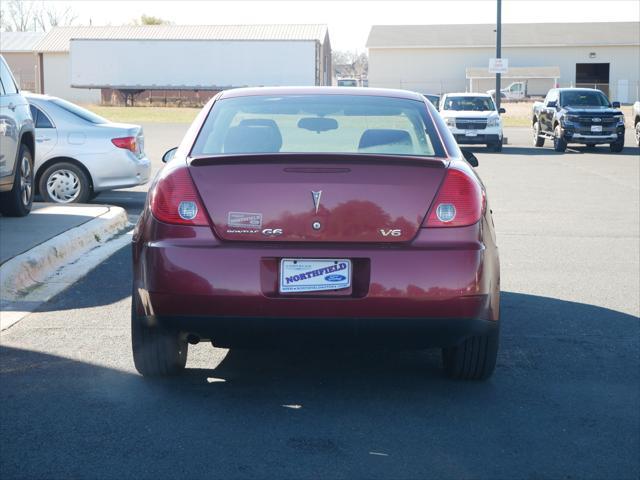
[486,116,501,127]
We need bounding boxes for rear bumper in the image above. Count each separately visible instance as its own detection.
[133,215,500,346]
[147,315,499,348]
[81,151,151,191]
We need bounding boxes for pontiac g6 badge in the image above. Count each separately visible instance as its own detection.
[311,190,322,214]
[262,228,283,236]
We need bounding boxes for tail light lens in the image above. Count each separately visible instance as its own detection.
[111,136,137,152]
[424,167,484,227]
[149,165,209,226]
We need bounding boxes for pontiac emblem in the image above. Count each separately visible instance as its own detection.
[311,190,322,214]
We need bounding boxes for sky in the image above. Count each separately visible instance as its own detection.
[24,0,640,51]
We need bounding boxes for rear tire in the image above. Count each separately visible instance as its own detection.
[609,139,624,153]
[442,327,499,380]
[532,121,545,147]
[635,121,640,147]
[0,144,34,217]
[553,125,567,152]
[131,292,188,377]
[38,162,91,204]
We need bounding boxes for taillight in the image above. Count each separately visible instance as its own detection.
[111,136,137,152]
[149,165,209,226]
[424,167,484,227]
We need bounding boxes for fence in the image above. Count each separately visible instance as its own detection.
[370,79,640,103]
[12,70,37,93]
[100,88,220,107]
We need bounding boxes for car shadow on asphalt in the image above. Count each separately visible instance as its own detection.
[1,291,639,478]
[90,190,149,215]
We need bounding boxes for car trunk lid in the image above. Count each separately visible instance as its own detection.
[189,153,447,243]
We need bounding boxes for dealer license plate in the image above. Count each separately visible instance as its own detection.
[279,258,351,293]
[591,125,603,133]
[465,130,478,137]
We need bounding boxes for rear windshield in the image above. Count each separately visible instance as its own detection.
[560,90,610,107]
[191,94,444,157]
[51,98,108,124]
[442,96,496,111]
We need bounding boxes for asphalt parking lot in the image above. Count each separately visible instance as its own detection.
[1,126,638,479]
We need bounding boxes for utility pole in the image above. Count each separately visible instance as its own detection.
[495,0,502,110]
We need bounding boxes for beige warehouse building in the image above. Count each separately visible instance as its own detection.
[367,22,640,102]
[0,32,44,91]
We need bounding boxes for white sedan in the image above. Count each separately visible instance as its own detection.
[25,94,151,203]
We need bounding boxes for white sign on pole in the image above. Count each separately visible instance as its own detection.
[489,58,509,74]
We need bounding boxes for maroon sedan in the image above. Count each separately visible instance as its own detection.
[132,87,500,380]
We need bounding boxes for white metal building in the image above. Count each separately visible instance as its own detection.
[367,22,640,102]
[32,24,331,103]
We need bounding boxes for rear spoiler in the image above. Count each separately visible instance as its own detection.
[189,153,449,169]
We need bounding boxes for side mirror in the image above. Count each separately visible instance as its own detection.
[612,101,621,108]
[461,149,479,167]
[162,147,178,163]
[547,100,557,109]
[498,107,506,114]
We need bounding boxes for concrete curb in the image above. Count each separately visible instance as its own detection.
[0,206,129,302]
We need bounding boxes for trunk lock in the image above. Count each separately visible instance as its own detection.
[312,221,321,230]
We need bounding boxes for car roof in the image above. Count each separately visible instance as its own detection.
[219,86,425,101]
[556,88,601,92]
[23,92,58,101]
[443,92,492,98]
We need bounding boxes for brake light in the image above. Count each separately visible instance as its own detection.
[149,165,208,226]
[111,136,137,152]
[424,168,484,227]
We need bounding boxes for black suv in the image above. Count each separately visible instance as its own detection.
[0,55,35,216]
[532,88,625,153]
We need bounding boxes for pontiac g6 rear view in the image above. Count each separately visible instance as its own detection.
[132,87,501,380]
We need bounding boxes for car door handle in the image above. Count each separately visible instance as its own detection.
[36,137,51,143]
[8,103,16,111]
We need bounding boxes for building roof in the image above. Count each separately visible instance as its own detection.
[0,31,45,52]
[35,24,329,53]
[366,22,640,48]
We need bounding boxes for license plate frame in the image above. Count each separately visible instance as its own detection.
[279,258,351,293]
[591,125,603,133]
[465,130,478,137]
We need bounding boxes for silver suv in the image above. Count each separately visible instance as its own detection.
[0,55,35,216]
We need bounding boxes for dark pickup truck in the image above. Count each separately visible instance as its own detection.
[532,88,625,152]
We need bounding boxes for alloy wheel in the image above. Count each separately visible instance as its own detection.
[19,155,33,207]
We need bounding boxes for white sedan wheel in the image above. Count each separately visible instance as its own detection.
[46,169,81,203]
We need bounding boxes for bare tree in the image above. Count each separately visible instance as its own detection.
[0,0,37,32]
[0,0,76,32]
[333,50,368,78]
[35,3,77,30]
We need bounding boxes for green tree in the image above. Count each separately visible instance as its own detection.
[133,14,172,25]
